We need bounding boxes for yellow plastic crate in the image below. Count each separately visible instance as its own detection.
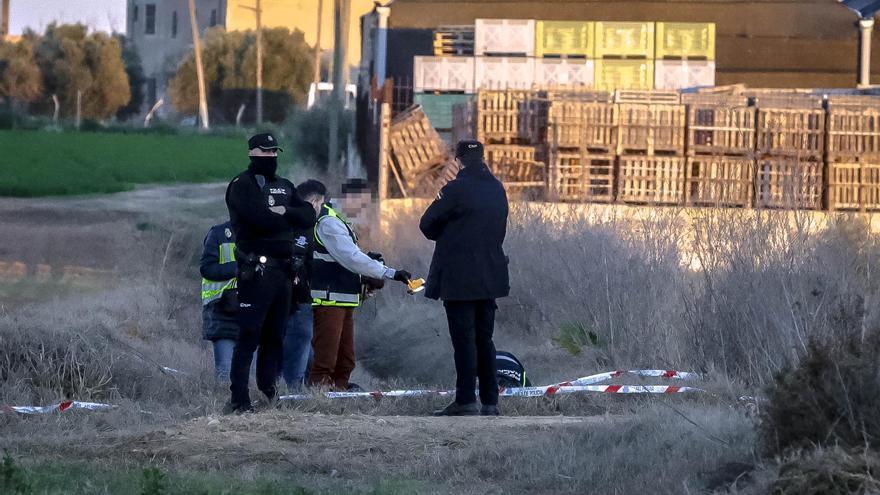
[595,60,654,90]
[656,22,715,60]
[535,21,594,58]
[595,21,655,58]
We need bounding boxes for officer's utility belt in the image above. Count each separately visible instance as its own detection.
[235,249,292,281]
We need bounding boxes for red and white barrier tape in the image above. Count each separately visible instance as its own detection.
[2,401,116,415]
[278,369,703,401]
[2,369,702,412]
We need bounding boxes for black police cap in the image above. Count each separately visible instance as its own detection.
[455,139,483,160]
[248,132,283,152]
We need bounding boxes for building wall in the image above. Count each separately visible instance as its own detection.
[127,0,223,111]
[385,0,879,88]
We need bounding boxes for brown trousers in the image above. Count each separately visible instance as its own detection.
[308,306,355,389]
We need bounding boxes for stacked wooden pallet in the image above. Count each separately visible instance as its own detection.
[433,26,475,56]
[753,94,824,210]
[475,90,534,144]
[542,89,617,202]
[387,105,452,197]
[826,96,880,211]
[484,144,546,200]
[683,93,755,207]
[615,90,687,205]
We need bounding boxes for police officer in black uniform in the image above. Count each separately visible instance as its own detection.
[224,133,317,413]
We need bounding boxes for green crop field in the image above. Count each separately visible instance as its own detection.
[0,130,250,197]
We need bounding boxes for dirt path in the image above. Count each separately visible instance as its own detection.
[15,411,615,493]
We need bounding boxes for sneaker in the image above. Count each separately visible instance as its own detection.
[480,405,500,416]
[432,401,480,416]
[222,401,255,415]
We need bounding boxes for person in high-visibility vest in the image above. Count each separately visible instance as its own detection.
[307,179,412,390]
[200,221,238,381]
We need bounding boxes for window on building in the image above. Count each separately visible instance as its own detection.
[171,11,177,38]
[145,4,156,35]
[133,5,139,22]
[210,9,217,27]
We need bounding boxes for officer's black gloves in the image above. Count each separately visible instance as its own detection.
[393,270,412,283]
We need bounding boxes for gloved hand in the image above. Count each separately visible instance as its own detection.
[393,270,412,283]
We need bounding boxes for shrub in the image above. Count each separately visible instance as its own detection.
[769,447,880,495]
[761,332,880,457]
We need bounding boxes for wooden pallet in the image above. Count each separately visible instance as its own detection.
[496,158,547,200]
[411,159,460,198]
[686,156,754,207]
[614,89,681,105]
[827,158,880,211]
[754,156,823,210]
[617,155,687,205]
[550,151,616,202]
[617,103,687,155]
[433,26,475,56]
[388,105,451,196]
[547,100,618,152]
[756,107,824,158]
[826,104,880,158]
[485,144,539,172]
[686,100,755,156]
[476,90,534,144]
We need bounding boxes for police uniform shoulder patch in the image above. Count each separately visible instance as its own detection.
[224,228,232,239]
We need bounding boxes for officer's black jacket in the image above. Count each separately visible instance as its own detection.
[419,163,510,301]
[225,166,316,259]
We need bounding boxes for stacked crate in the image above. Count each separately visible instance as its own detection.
[534,21,596,88]
[413,55,475,144]
[683,94,755,207]
[654,23,716,90]
[753,95,825,209]
[594,22,655,91]
[826,96,880,211]
[476,89,545,198]
[474,19,536,90]
[615,90,687,205]
[543,90,617,202]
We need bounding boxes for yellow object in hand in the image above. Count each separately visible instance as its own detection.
[407,278,426,295]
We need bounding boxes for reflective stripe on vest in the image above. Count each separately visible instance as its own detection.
[311,206,361,307]
[201,241,237,305]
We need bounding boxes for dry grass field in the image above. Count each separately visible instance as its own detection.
[1,182,878,494]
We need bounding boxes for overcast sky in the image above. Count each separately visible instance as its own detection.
[8,0,126,35]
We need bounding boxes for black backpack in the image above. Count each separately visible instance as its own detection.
[496,351,531,388]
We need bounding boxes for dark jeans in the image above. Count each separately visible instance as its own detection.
[229,265,291,407]
[443,299,498,406]
[281,303,314,389]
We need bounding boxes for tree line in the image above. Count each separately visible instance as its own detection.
[0,23,314,124]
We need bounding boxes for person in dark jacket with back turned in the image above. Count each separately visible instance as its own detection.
[224,132,317,414]
[200,221,238,382]
[419,140,510,416]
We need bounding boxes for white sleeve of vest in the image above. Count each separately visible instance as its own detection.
[317,217,395,280]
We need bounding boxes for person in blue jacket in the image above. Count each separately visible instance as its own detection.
[200,221,239,381]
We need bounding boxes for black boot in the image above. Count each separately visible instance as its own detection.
[480,404,500,416]
[222,401,255,415]
[433,401,480,416]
